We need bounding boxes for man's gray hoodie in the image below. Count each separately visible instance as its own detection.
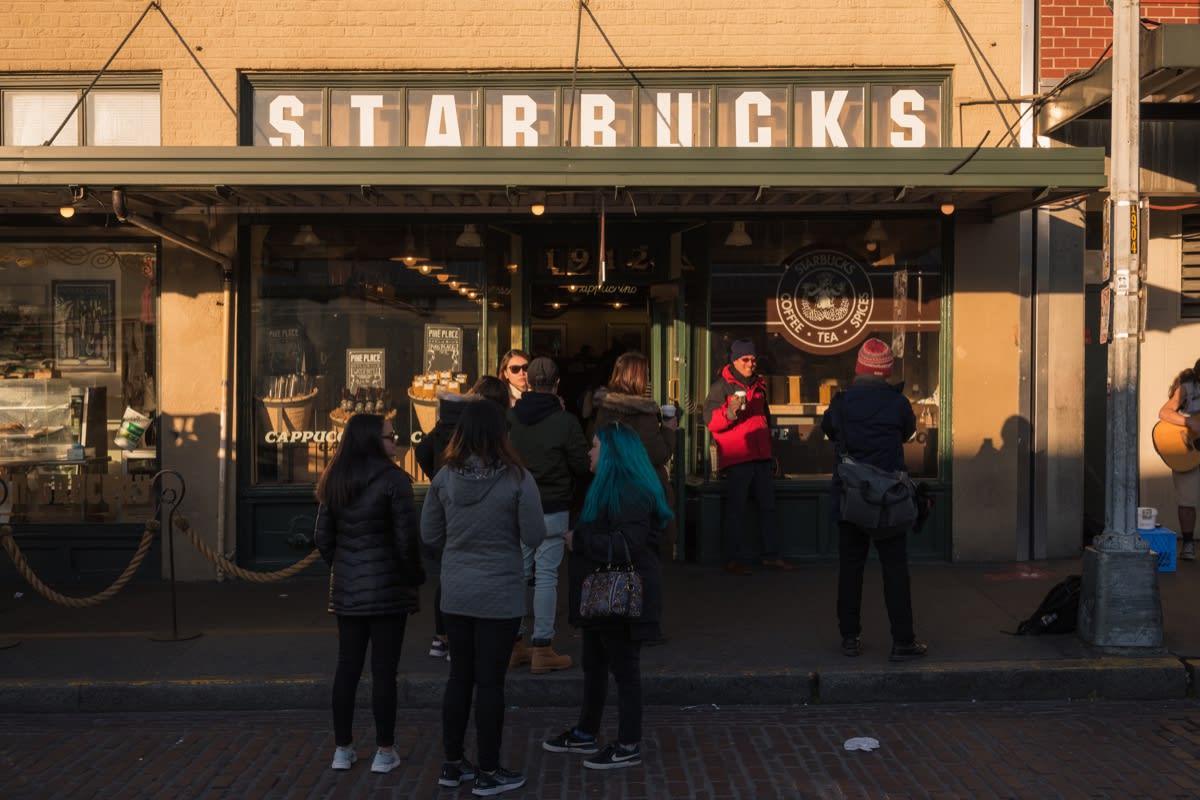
[420,456,546,619]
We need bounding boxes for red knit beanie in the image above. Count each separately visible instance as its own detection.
[855,337,894,376]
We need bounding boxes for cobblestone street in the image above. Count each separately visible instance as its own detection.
[3,700,1199,799]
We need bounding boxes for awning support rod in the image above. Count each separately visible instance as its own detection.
[111,189,232,270]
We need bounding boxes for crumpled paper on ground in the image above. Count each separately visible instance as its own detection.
[843,737,880,751]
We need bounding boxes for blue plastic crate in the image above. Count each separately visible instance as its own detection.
[1138,527,1178,573]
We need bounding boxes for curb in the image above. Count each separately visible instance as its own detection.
[0,658,1187,712]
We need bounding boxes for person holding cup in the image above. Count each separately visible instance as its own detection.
[591,351,679,562]
[703,339,794,576]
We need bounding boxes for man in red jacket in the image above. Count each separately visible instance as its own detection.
[703,339,796,576]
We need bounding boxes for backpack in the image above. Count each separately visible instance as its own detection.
[1014,575,1081,635]
[836,454,918,538]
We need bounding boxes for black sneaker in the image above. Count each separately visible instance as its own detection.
[841,636,862,657]
[543,728,599,754]
[472,766,525,796]
[438,757,476,788]
[889,641,928,662]
[583,743,642,770]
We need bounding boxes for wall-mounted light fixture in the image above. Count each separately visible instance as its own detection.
[724,221,752,247]
[59,185,87,219]
[455,224,483,248]
[506,262,520,274]
[530,191,547,216]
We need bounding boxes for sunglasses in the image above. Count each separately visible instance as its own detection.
[508,364,530,374]
[737,356,757,363]
[381,432,401,443]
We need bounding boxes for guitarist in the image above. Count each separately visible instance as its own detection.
[1157,358,1200,561]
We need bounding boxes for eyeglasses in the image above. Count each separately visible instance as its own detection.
[381,432,401,443]
[508,363,530,374]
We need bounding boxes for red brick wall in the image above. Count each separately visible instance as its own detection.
[1040,0,1200,81]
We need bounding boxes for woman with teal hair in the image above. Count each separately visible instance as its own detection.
[543,422,671,770]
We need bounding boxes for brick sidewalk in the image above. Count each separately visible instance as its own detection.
[3,700,1200,799]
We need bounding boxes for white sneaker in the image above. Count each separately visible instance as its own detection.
[1182,541,1195,561]
[331,746,357,770]
[371,748,401,774]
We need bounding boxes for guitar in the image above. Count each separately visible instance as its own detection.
[1151,419,1200,472]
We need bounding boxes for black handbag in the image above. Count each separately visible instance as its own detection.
[578,531,644,619]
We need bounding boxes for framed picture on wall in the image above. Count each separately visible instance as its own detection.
[605,322,647,355]
[530,324,567,358]
[52,280,117,371]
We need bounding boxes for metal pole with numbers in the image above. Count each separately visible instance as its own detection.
[1077,0,1163,650]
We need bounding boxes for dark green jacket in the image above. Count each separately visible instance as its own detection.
[508,391,591,514]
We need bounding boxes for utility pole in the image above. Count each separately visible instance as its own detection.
[1077,0,1163,649]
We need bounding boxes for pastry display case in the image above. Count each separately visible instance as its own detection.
[0,379,73,463]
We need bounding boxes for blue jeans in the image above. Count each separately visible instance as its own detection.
[521,511,568,642]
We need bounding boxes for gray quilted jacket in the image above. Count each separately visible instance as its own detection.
[420,457,546,619]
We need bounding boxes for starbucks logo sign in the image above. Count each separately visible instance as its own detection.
[776,250,874,352]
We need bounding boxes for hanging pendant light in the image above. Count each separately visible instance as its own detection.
[725,221,752,247]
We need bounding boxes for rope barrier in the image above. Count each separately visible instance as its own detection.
[0,522,158,608]
[175,516,322,582]
[1,514,321,607]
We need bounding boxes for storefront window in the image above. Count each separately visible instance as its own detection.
[703,218,943,479]
[330,90,402,146]
[0,242,160,524]
[249,222,510,486]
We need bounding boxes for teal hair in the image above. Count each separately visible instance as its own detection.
[581,422,674,529]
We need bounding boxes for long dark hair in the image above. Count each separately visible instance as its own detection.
[469,375,510,408]
[443,399,524,476]
[1169,358,1200,399]
[315,413,391,508]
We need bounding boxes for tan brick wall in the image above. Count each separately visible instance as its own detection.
[1040,0,1200,82]
[3,0,1024,145]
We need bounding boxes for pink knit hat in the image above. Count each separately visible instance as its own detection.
[855,338,894,376]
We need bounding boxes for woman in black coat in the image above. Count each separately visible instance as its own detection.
[314,413,425,774]
[544,422,670,770]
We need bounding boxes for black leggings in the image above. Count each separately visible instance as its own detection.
[441,613,521,772]
[332,613,408,747]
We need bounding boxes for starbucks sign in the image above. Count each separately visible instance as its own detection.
[775,250,874,354]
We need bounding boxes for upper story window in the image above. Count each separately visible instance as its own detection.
[1,75,160,146]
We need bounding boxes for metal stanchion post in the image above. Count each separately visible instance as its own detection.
[149,469,200,643]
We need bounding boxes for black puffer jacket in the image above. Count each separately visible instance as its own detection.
[315,461,425,615]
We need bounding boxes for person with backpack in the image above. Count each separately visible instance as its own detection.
[820,338,927,662]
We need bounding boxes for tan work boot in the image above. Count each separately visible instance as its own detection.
[530,644,572,674]
[509,638,532,668]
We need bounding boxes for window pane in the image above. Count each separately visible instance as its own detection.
[870,85,941,147]
[717,88,786,147]
[249,223,498,486]
[794,86,865,147]
[330,90,401,146]
[0,242,160,524]
[566,89,633,147]
[483,89,556,146]
[408,89,478,146]
[708,219,942,478]
[87,91,160,145]
[250,89,324,146]
[3,91,79,145]
[639,89,711,147]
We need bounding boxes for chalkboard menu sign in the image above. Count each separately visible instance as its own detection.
[346,348,386,392]
[423,324,463,373]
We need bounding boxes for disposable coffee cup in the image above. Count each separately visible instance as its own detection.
[661,403,676,419]
[114,406,151,450]
[1136,506,1157,530]
[733,390,747,399]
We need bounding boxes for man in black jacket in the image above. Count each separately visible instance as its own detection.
[508,357,591,673]
[821,338,927,663]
